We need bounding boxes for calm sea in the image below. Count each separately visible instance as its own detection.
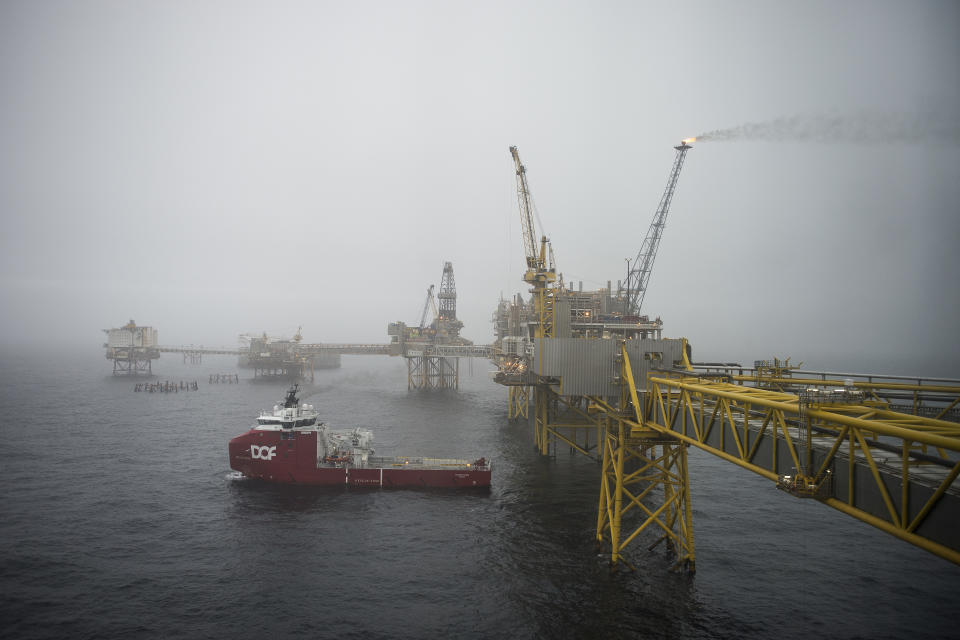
[1,345,957,639]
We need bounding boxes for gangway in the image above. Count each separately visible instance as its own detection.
[588,344,960,570]
[690,362,960,422]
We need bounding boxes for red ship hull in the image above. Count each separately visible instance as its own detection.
[229,429,491,488]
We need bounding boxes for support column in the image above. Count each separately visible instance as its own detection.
[407,356,424,390]
[407,356,458,390]
[534,386,551,455]
[596,430,696,572]
[508,386,530,421]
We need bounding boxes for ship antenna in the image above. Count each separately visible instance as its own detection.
[283,383,300,408]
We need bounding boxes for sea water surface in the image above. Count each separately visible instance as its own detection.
[1,345,957,639]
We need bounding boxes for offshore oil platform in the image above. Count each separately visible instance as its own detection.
[103,320,160,375]
[102,139,960,573]
[490,141,960,572]
[104,263,491,388]
[237,329,342,379]
[387,261,491,389]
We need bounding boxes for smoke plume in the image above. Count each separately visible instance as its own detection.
[695,109,959,145]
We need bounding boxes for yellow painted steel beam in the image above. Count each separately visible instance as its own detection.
[554,394,604,426]
[518,385,607,460]
[680,338,693,371]
[544,425,593,458]
[809,404,960,435]
[534,388,549,455]
[604,440,695,571]
[547,422,601,429]
[594,345,696,571]
[730,374,960,395]
[621,343,644,424]
[935,396,960,420]
[649,376,960,450]
[908,462,960,533]
[508,385,530,421]
[825,497,960,565]
[641,371,960,565]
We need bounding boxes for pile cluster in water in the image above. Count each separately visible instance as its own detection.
[134,381,199,393]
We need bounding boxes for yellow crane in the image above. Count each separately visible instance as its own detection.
[508,146,561,452]
[509,146,556,291]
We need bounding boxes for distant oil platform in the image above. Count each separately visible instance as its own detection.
[104,263,491,388]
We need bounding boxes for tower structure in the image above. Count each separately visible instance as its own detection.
[436,261,465,340]
[394,261,472,390]
[438,262,456,320]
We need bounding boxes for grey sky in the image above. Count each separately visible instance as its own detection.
[1,1,958,375]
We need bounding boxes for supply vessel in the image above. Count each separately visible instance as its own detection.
[228,385,491,488]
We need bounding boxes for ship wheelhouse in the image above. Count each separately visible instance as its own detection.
[255,385,319,429]
[256,416,317,428]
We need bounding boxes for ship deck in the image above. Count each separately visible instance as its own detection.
[318,456,487,471]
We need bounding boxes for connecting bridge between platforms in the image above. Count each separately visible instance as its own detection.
[399,344,494,390]
[495,338,960,571]
[153,343,495,389]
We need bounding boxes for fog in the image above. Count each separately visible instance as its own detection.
[1,0,958,375]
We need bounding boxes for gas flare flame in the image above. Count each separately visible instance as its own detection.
[682,137,696,144]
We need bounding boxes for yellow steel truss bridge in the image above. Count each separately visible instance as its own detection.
[508,343,960,572]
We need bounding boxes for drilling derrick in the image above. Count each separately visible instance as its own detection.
[436,261,464,340]
[624,140,692,316]
[438,262,456,320]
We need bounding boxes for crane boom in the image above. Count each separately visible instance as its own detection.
[509,146,541,270]
[418,285,436,329]
[626,141,693,315]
